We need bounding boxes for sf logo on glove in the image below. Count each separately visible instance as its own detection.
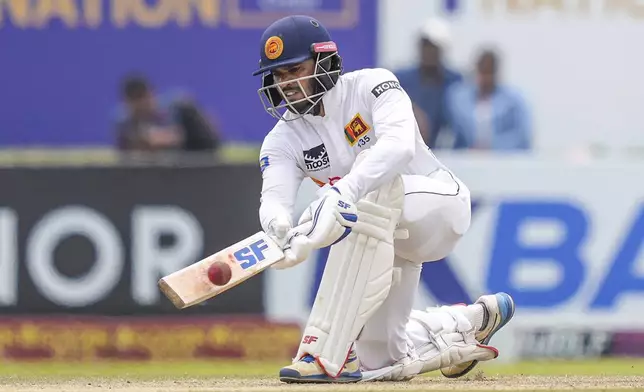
[300,188,358,249]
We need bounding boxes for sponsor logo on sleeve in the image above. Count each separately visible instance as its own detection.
[371,80,402,98]
[259,156,270,172]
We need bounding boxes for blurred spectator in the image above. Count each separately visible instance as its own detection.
[448,49,531,150]
[114,75,221,153]
[395,17,462,148]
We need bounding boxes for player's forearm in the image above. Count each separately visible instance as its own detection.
[258,156,304,232]
[259,199,293,233]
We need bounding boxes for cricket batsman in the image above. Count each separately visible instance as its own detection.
[253,15,515,383]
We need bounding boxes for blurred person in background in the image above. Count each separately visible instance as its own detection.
[448,48,531,151]
[114,75,221,154]
[394,17,462,149]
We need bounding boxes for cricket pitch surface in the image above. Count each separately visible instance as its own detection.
[0,359,643,392]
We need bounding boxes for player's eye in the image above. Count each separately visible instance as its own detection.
[273,71,286,82]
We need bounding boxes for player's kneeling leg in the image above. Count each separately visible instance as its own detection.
[361,305,499,381]
[439,292,516,378]
[279,175,405,384]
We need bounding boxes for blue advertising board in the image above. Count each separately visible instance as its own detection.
[0,0,376,146]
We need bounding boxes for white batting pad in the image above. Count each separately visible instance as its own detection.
[361,306,498,381]
[410,306,498,377]
[295,175,405,377]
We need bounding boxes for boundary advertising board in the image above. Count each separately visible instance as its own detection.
[0,165,264,315]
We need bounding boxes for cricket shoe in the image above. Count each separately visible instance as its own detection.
[440,292,515,378]
[279,350,362,383]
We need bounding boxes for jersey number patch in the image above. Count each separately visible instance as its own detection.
[356,135,371,147]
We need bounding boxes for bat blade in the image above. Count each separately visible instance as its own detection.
[158,231,284,309]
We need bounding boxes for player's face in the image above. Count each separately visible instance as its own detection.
[272,59,316,107]
[420,38,441,69]
[127,92,156,118]
[477,55,497,94]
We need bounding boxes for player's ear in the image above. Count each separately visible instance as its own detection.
[262,73,283,106]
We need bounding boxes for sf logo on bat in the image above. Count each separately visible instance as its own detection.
[233,239,269,269]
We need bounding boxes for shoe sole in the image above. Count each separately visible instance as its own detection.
[280,374,362,383]
[279,366,362,384]
[442,292,515,379]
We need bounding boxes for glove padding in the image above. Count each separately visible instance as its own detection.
[266,215,292,249]
[272,232,314,270]
[265,214,314,270]
[298,187,358,249]
[268,187,358,270]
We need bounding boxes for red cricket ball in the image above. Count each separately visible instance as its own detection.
[207,261,232,286]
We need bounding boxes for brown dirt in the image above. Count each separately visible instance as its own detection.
[1,375,643,391]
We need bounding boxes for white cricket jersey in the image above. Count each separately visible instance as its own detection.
[258,67,449,231]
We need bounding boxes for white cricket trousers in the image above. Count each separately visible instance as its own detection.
[355,168,472,370]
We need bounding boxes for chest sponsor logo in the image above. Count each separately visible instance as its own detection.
[344,113,371,146]
[303,144,330,172]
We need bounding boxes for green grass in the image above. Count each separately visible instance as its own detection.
[0,360,276,379]
[482,358,644,376]
[0,358,641,379]
[0,144,261,166]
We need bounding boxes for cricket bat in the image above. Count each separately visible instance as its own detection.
[159,226,307,309]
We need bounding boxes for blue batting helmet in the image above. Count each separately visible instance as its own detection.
[252,15,343,121]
